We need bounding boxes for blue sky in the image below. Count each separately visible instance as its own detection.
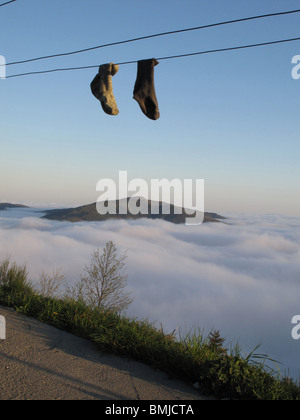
[0,0,300,215]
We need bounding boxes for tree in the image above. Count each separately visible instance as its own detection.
[78,241,133,313]
[39,268,65,298]
[208,330,227,356]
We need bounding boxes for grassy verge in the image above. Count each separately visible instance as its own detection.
[0,259,299,400]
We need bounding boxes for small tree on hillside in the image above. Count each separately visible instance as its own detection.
[79,241,133,313]
[39,268,65,298]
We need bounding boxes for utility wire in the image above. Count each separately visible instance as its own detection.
[0,0,17,7]
[4,8,300,67]
[6,35,300,79]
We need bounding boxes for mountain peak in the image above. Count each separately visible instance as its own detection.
[42,198,225,224]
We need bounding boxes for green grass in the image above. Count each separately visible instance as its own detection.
[1,258,299,400]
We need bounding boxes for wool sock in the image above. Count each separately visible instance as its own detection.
[91,63,119,116]
[133,58,160,120]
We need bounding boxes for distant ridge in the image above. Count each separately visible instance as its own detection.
[41,198,225,224]
[0,203,29,211]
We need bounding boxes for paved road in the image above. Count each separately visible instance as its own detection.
[0,306,211,400]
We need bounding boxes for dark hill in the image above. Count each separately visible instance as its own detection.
[41,198,225,224]
[0,203,29,211]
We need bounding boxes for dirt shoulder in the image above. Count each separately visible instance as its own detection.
[0,306,212,400]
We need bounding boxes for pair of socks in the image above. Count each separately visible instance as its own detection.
[91,58,160,120]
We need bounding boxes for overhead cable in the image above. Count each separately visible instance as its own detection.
[4,8,300,67]
[0,0,17,7]
[6,35,300,79]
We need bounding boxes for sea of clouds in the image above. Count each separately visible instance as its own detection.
[0,207,299,379]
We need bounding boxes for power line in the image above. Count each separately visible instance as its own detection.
[6,65,99,78]
[6,35,300,79]
[5,8,300,67]
[0,0,17,7]
[156,36,300,63]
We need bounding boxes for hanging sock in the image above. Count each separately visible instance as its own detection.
[91,63,119,116]
[133,58,160,120]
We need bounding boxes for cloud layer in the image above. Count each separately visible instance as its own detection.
[0,208,300,379]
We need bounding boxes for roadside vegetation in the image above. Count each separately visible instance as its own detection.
[0,247,299,400]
